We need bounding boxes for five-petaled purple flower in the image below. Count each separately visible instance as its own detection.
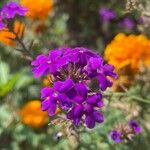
[110,130,122,143]
[129,120,142,134]
[32,47,117,128]
[0,1,28,30]
[99,8,116,22]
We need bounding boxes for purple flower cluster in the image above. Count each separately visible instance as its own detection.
[118,17,135,29]
[99,8,116,22]
[110,120,141,143]
[129,120,142,134]
[31,47,117,128]
[0,1,28,30]
[109,130,122,143]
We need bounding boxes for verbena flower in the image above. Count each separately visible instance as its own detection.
[32,47,117,128]
[0,1,27,30]
[118,17,135,29]
[129,120,142,134]
[104,33,150,71]
[99,8,116,22]
[110,121,141,143]
[0,1,28,19]
[109,130,122,143]
[20,0,53,20]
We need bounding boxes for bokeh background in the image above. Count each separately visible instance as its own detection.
[0,0,150,149]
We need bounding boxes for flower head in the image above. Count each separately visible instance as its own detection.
[129,120,142,134]
[105,33,150,71]
[109,130,122,143]
[0,1,27,30]
[20,100,48,128]
[21,0,53,20]
[110,121,141,143]
[0,28,16,46]
[118,17,135,29]
[99,8,116,22]
[0,1,28,19]
[32,47,117,128]
[0,21,25,46]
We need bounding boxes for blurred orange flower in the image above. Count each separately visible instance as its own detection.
[14,21,25,39]
[43,74,53,87]
[0,28,16,46]
[20,0,53,20]
[105,33,150,71]
[112,75,131,92]
[20,100,48,128]
[0,21,25,46]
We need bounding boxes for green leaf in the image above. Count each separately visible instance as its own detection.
[0,61,10,85]
[0,73,21,97]
[15,75,34,90]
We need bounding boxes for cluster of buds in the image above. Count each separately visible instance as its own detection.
[110,120,142,143]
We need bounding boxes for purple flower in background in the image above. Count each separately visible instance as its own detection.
[99,8,116,22]
[110,121,142,143]
[32,47,117,128]
[0,1,28,19]
[138,16,145,24]
[119,17,135,29]
[129,120,142,134]
[109,130,122,143]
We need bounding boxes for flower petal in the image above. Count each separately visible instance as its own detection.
[85,115,95,129]
[48,102,56,116]
[93,111,104,123]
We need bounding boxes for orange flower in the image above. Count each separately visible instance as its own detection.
[104,33,150,71]
[20,0,53,20]
[0,21,25,46]
[0,28,16,46]
[20,100,48,128]
[14,21,25,39]
[43,74,53,87]
[112,75,131,92]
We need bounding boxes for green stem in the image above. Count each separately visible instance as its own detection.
[104,92,150,104]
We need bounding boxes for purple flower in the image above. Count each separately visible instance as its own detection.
[99,8,116,22]
[32,47,117,128]
[85,57,117,90]
[41,79,75,116]
[31,48,73,78]
[129,120,142,134]
[118,17,135,29]
[67,83,104,128]
[0,1,28,19]
[109,130,122,143]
